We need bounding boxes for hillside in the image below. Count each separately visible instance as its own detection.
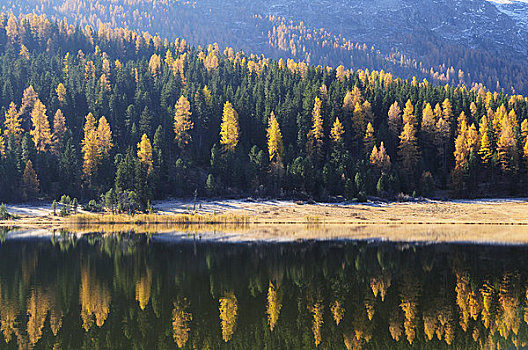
[0,13,528,211]
[1,0,528,94]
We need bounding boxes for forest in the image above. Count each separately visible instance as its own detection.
[1,13,528,209]
[1,0,528,95]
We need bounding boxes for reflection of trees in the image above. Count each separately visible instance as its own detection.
[0,292,18,343]
[307,300,324,347]
[80,263,111,332]
[266,281,282,331]
[497,273,521,340]
[399,274,420,344]
[219,292,238,342]
[330,300,344,326]
[172,297,192,348]
[370,272,391,302]
[136,268,152,310]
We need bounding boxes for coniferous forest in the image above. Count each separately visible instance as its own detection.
[1,13,528,208]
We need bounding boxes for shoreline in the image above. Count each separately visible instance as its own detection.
[2,198,528,244]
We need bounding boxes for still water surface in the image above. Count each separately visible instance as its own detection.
[0,229,527,349]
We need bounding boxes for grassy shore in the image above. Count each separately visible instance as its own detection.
[3,199,528,225]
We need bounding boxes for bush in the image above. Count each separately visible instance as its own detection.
[0,204,10,220]
[85,200,102,212]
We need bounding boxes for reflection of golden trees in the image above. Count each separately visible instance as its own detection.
[330,300,345,326]
[172,298,192,348]
[399,275,420,344]
[307,301,324,347]
[0,293,18,343]
[364,295,375,321]
[27,288,50,345]
[136,268,152,310]
[370,272,391,302]
[455,272,471,332]
[496,273,521,339]
[219,292,238,342]
[266,281,282,331]
[80,264,111,332]
[480,281,494,329]
[388,310,403,342]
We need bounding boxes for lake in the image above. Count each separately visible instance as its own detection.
[0,228,527,349]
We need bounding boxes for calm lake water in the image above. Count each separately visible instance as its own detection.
[0,229,527,349]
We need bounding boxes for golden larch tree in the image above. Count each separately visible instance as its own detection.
[137,134,153,173]
[20,85,38,117]
[307,97,324,159]
[96,116,113,156]
[51,109,67,152]
[56,83,66,103]
[363,122,376,155]
[3,102,23,142]
[0,131,4,157]
[402,100,415,126]
[267,112,284,163]
[81,113,101,179]
[521,119,528,141]
[388,101,402,142]
[442,99,454,130]
[421,103,436,144]
[370,142,391,174]
[497,117,517,172]
[478,115,493,164]
[398,123,420,177]
[23,160,40,199]
[30,99,52,152]
[173,95,194,150]
[454,121,469,170]
[220,101,239,153]
[330,117,345,143]
[467,123,479,154]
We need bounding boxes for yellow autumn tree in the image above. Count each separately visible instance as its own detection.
[421,103,436,143]
[478,116,493,164]
[363,122,376,155]
[51,109,66,153]
[454,121,469,170]
[81,113,100,179]
[220,101,239,153]
[3,102,23,143]
[330,117,345,143]
[398,123,420,178]
[0,132,3,157]
[30,99,52,152]
[23,160,39,199]
[56,83,66,103]
[442,99,454,130]
[267,112,284,164]
[96,116,113,156]
[173,95,194,150]
[402,99,415,126]
[370,142,391,175]
[497,117,517,172]
[307,97,324,159]
[137,134,153,173]
[388,101,402,143]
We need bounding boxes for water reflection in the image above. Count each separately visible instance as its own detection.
[1,231,528,348]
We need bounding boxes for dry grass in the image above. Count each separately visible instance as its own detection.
[64,212,251,225]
